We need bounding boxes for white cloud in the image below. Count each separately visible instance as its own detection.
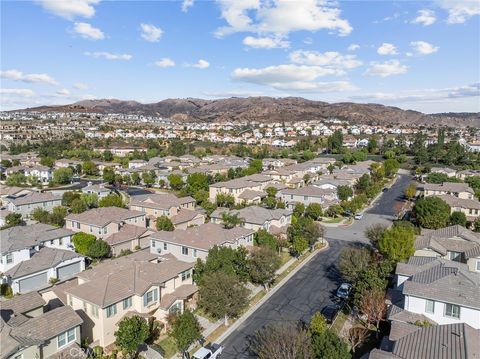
[303,37,313,44]
[84,51,132,60]
[410,41,439,55]
[215,0,352,38]
[243,36,290,49]
[140,23,163,42]
[0,69,58,85]
[347,44,360,51]
[437,0,480,24]
[155,58,176,68]
[181,0,194,12]
[377,43,398,55]
[289,50,362,72]
[56,89,71,96]
[190,59,210,69]
[73,22,105,40]
[364,60,408,77]
[39,0,100,20]
[0,88,36,97]
[73,82,89,90]
[411,9,436,25]
[232,64,356,92]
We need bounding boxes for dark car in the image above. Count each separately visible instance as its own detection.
[321,304,340,324]
[382,187,388,192]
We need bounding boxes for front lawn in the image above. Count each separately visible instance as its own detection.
[154,337,177,359]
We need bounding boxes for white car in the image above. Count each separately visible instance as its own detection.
[354,213,364,220]
[193,343,223,359]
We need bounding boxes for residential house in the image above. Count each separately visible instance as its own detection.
[0,208,12,227]
[0,292,84,359]
[24,165,53,184]
[434,194,480,221]
[4,192,62,218]
[104,224,153,256]
[65,207,146,238]
[149,223,255,262]
[423,182,475,199]
[431,167,457,178]
[81,182,112,199]
[209,178,266,204]
[277,186,339,209]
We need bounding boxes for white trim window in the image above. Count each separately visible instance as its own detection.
[425,299,435,314]
[106,303,117,318]
[476,260,480,272]
[57,328,76,348]
[444,303,460,319]
[123,296,132,310]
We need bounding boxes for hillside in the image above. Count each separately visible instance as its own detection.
[14,97,480,127]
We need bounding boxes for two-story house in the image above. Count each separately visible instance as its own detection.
[149,222,255,262]
[24,165,53,184]
[209,178,266,205]
[276,186,339,209]
[4,192,62,218]
[433,195,480,222]
[81,182,112,199]
[0,292,84,359]
[423,182,475,199]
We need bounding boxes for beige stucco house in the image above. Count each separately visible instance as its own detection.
[423,182,475,199]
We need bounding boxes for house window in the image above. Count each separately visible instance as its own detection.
[448,251,462,262]
[425,300,435,314]
[476,260,480,272]
[182,246,189,255]
[6,253,13,264]
[83,301,87,312]
[181,270,191,281]
[445,303,460,319]
[152,240,156,248]
[103,227,107,234]
[169,302,182,314]
[164,242,168,250]
[143,288,158,306]
[123,297,132,310]
[193,249,197,258]
[57,328,76,348]
[59,238,63,245]
[89,225,93,233]
[91,305,99,318]
[106,304,117,318]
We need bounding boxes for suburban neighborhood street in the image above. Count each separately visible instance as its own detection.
[220,172,412,358]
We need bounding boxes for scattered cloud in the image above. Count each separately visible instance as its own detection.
[140,23,163,42]
[0,88,36,97]
[38,0,100,20]
[437,0,480,24]
[410,41,439,55]
[377,43,398,55]
[347,44,360,51]
[289,50,362,72]
[232,64,356,92]
[181,0,194,12]
[215,0,352,38]
[364,60,408,77]
[190,59,210,69]
[84,51,132,60]
[56,89,71,96]
[243,36,290,49]
[73,22,105,40]
[73,82,89,90]
[411,9,436,25]
[0,69,59,85]
[303,37,313,44]
[155,58,176,68]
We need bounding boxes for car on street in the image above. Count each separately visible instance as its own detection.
[321,304,340,324]
[354,213,363,220]
[343,210,353,217]
[382,187,388,192]
[193,343,223,359]
[336,283,352,299]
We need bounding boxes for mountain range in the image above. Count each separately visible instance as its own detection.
[15,97,480,128]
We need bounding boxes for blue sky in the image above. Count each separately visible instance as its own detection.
[1,0,479,113]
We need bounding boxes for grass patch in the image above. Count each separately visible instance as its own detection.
[193,307,217,323]
[154,336,177,359]
[279,251,292,266]
[331,310,348,335]
[204,324,228,343]
[321,217,343,224]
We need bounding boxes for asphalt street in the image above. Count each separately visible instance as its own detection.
[220,172,412,358]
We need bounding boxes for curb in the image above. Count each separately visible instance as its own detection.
[216,240,330,344]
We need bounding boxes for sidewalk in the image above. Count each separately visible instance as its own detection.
[216,240,330,344]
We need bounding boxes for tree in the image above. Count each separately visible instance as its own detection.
[249,159,263,174]
[378,225,416,262]
[365,224,388,247]
[186,173,209,195]
[82,160,98,176]
[72,232,96,255]
[6,173,27,186]
[40,156,55,168]
[52,167,73,185]
[102,150,113,162]
[474,218,480,233]
[327,130,343,154]
[156,215,174,231]
[194,246,249,284]
[404,182,417,201]
[249,322,313,359]
[326,204,343,217]
[1,159,12,168]
[87,239,111,259]
[311,329,351,359]
[309,312,328,336]
[50,206,68,227]
[62,191,80,207]
[221,212,244,229]
[81,193,98,208]
[169,310,202,358]
[450,211,467,226]
[249,247,281,289]
[414,197,451,229]
[103,166,116,184]
[142,171,156,187]
[305,203,323,220]
[215,193,235,208]
[355,174,371,194]
[293,202,305,218]
[4,213,24,228]
[425,172,450,184]
[198,271,249,325]
[99,193,124,208]
[339,247,372,284]
[291,236,308,257]
[288,217,324,247]
[31,208,50,223]
[70,198,88,214]
[254,229,278,251]
[169,141,186,156]
[348,327,369,353]
[337,185,353,201]
[167,174,184,190]
[115,315,150,357]
[353,261,392,307]
[384,159,400,177]
[131,172,141,185]
[359,288,387,337]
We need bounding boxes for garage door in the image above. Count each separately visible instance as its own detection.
[57,261,81,280]
[18,272,48,293]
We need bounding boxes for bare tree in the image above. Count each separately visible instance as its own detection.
[348,326,370,353]
[360,287,387,337]
[249,322,313,359]
[365,224,388,247]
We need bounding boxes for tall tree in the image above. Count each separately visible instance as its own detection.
[339,247,372,284]
[156,215,174,231]
[378,225,416,262]
[221,212,245,229]
[359,288,387,337]
[169,310,202,359]
[414,197,451,229]
[115,315,150,357]
[248,247,281,289]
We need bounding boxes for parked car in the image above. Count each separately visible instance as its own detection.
[343,210,353,217]
[382,187,388,192]
[193,343,223,359]
[336,283,352,299]
[354,213,363,220]
[321,304,340,324]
